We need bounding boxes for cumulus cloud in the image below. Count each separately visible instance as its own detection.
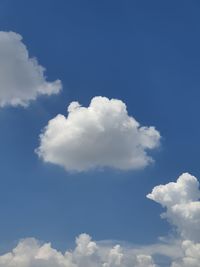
[0,233,156,267]
[147,172,200,266]
[36,96,160,172]
[147,173,200,241]
[0,31,62,107]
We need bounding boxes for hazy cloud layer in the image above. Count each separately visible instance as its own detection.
[0,31,62,107]
[171,240,200,267]
[37,96,160,172]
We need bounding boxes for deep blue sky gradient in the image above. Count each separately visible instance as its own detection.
[0,0,200,251]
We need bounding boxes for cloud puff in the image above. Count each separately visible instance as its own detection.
[147,173,200,241]
[0,233,156,267]
[0,31,62,107]
[36,96,160,172]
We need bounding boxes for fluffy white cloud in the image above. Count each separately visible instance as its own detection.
[36,96,160,172]
[0,31,62,107]
[147,173,200,241]
[147,172,200,266]
[0,233,156,267]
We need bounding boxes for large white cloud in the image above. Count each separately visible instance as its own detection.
[36,96,160,172]
[0,233,156,267]
[0,31,62,107]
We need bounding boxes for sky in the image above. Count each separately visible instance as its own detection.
[0,1,200,266]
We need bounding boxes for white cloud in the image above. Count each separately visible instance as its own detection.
[147,172,200,266]
[0,234,156,267]
[36,96,160,172]
[0,31,62,107]
[147,173,200,241]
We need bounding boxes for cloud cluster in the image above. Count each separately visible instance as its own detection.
[36,96,160,172]
[1,27,199,267]
[0,233,156,267]
[0,31,62,107]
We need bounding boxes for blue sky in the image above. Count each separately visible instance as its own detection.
[0,1,200,266]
